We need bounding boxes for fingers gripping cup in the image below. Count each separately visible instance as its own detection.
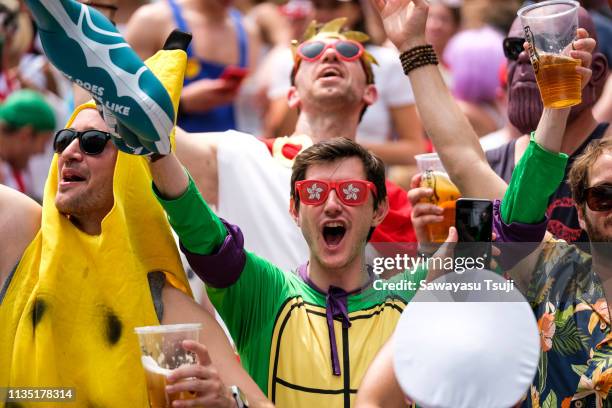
[134,324,202,408]
[415,153,461,243]
[518,0,581,109]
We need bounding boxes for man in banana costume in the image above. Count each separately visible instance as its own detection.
[0,1,268,407]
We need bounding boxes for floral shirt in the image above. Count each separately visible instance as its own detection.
[497,137,612,408]
[521,239,612,408]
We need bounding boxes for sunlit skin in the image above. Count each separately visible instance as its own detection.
[54,108,117,235]
[578,151,612,243]
[291,157,387,290]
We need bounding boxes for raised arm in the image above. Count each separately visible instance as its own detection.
[369,0,507,199]
[502,30,595,226]
[174,127,221,207]
[123,2,171,60]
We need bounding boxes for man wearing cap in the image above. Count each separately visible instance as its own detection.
[0,89,55,197]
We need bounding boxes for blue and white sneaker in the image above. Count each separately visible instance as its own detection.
[25,0,174,154]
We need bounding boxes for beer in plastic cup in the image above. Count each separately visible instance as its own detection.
[134,323,202,408]
[415,153,461,243]
[518,0,581,108]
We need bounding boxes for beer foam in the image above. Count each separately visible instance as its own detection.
[141,355,172,377]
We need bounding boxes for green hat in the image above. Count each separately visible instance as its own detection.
[0,90,56,132]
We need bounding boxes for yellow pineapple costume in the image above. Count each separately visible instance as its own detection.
[0,49,190,407]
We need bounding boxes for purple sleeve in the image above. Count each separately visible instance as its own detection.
[493,200,548,270]
[180,219,247,289]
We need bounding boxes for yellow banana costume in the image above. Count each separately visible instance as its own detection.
[0,49,189,407]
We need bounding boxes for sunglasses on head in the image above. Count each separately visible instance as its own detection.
[585,183,612,212]
[503,37,525,61]
[53,128,112,156]
[295,179,377,206]
[297,40,364,62]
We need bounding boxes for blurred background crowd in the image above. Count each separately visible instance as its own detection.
[0,0,609,202]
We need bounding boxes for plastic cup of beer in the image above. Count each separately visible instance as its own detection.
[415,153,461,243]
[518,0,581,109]
[134,323,202,408]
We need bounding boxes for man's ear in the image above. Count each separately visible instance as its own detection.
[576,203,587,231]
[363,84,378,106]
[288,86,301,110]
[589,52,608,93]
[289,197,300,226]
[372,197,389,227]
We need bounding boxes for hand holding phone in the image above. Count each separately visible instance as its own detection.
[455,198,493,269]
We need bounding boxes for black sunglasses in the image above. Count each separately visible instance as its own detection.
[585,183,612,212]
[53,129,111,156]
[503,37,525,61]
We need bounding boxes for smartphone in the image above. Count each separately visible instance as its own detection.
[455,198,493,269]
[219,65,249,85]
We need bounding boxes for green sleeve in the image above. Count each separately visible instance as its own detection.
[384,264,428,301]
[154,172,288,391]
[208,252,289,393]
[153,172,227,254]
[501,133,568,224]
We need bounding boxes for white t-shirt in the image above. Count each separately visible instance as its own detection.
[266,44,415,144]
[217,130,308,272]
[0,161,34,196]
[480,128,513,152]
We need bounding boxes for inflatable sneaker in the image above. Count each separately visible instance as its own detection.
[25,0,175,154]
[101,30,192,156]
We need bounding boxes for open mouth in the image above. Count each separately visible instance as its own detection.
[322,222,346,247]
[318,67,343,79]
[62,175,85,182]
[61,169,86,183]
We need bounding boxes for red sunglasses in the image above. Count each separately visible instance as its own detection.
[297,40,364,62]
[585,183,612,212]
[295,179,377,206]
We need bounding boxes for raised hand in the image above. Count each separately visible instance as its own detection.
[368,0,429,52]
[571,28,596,90]
[407,173,444,248]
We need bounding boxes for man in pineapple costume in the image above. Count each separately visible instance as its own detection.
[0,3,267,405]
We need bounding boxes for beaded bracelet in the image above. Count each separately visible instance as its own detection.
[399,44,439,75]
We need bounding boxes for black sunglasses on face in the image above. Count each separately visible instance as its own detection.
[503,37,525,61]
[53,129,112,156]
[585,183,612,212]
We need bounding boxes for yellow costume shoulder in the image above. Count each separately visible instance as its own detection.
[0,48,189,408]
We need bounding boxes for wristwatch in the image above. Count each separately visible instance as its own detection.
[230,385,249,408]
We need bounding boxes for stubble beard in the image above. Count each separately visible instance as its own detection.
[586,215,612,243]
